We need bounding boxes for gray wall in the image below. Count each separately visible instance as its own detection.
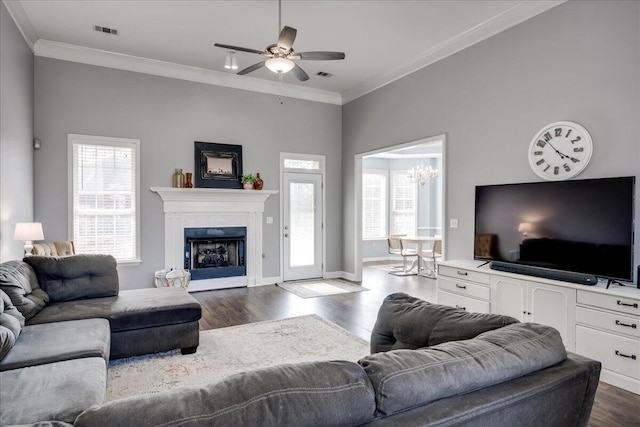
[0,3,34,262]
[34,58,342,288]
[343,1,640,281]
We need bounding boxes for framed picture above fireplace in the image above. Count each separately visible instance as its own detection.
[194,142,243,189]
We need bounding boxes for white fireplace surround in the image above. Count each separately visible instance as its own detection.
[150,187,277,292]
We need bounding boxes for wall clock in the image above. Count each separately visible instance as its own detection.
[528,121,593,181]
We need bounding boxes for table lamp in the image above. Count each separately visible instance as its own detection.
[14,222,44,256]
[518,222,532,238]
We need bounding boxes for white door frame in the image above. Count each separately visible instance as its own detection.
[354,134,447,282]
[280,153,326,281]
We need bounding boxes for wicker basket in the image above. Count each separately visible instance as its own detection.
[154,269,190,289]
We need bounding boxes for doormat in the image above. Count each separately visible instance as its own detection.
[277,278,369,298]
[107,315,370,400]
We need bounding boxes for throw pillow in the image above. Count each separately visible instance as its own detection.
[0,261,49,320]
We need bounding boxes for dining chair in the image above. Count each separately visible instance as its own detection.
[388,236,418,276]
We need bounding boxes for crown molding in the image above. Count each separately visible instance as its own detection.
[2,0,36,51]
[341,0,565,104]
[34,39,343,105]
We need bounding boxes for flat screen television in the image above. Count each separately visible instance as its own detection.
[474,176,635,281]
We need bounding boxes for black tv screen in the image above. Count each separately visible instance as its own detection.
[474,176,635,281]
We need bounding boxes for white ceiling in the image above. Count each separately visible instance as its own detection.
[6,0,563,104]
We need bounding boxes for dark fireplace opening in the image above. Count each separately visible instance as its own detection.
[184,227,246,280]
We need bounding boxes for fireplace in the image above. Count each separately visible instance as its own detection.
[184,227,246,280]
[150,187,276,292]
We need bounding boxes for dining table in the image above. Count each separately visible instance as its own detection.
[400,236,442,277]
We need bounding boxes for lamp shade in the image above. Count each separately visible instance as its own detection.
[14,222,44,241]
[518,222,532,233]
[265,57,295,73]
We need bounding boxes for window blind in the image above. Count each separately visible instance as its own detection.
[362,171,387,239]
[390,172,416,236]
[71,137,139,262]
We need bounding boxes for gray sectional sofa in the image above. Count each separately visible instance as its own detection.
[1,267,600,426]
[0,255,202,425]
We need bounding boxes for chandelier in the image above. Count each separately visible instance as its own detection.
[407,161,438,186]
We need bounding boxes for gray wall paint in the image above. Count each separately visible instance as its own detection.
[343,1,640,281]
[34,58,342,288]
[0,3,34,262]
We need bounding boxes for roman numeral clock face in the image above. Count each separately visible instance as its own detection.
[528,121,593,181]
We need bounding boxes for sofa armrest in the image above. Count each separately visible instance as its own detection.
[24,255,119,302]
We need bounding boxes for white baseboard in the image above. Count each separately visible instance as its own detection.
[251,276,281,287]
[362,256,400,262]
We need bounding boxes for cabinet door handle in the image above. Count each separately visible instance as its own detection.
[455,305,466,311]
[616,300,638,309]
[457,271,468,276]
[615,350,637,360]
[455,284,467,289]
[615,320,637,329]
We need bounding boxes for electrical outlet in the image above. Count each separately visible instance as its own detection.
[450,219,459,228]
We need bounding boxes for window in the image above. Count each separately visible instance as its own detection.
[69,134,140,263]
[390,171,416,236]
[362,170,387,239]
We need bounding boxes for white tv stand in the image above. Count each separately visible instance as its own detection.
[437,260,640,395]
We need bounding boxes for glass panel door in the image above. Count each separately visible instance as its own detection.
[283,173,322,281]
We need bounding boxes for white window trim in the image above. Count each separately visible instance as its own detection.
[68,134,142,265]
[390,169,418,236]
[362,169,388,241]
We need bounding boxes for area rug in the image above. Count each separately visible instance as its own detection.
[107,314,370,401]
[277,278,369,298]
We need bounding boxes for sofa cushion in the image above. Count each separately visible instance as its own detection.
[0,291,23,361]
[0,318,110,371]
[75,360,375,427]
[0,357,107,425]
[360,323,567,416]
[0,260,49,320]
[24,255,119,302]
[370,292,518,353]
[28,288,201,332]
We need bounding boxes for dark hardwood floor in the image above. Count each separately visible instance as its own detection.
[191,261,639,427]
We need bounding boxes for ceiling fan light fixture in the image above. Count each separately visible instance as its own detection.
[224,50,237,70]
[265,57,295,74]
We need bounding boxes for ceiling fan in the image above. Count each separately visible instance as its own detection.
[214,0,345,81]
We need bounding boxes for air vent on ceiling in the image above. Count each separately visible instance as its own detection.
[316,71,333,78]
[93,25,119,36]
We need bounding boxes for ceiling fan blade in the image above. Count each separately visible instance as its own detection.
[238,61,266,75]
[291,64,309,81]
[214,43,266,56]
[277,26,297,51]
[296,51,346,61]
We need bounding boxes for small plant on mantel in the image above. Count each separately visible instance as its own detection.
[241,174,256,189]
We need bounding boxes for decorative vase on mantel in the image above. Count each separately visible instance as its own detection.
[185,172,193,188]
[243,182,254,190]
[253,173,264,190]
[172,168,185,188]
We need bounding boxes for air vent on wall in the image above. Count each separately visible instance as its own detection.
[94,25,119,36]
[316,71,333,77]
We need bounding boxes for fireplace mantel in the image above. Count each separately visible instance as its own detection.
[150,187,277,213]
[150,187,277,291]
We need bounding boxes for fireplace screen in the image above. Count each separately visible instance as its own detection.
[184,227,246,280]
[192,239,241,269]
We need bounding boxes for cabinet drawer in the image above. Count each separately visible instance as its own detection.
[437,290,490,314]
[576,307,640,339]
[438,276,490,301]
[577,291,640,316]
[576,325,640,380]
[438,265,490,285]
